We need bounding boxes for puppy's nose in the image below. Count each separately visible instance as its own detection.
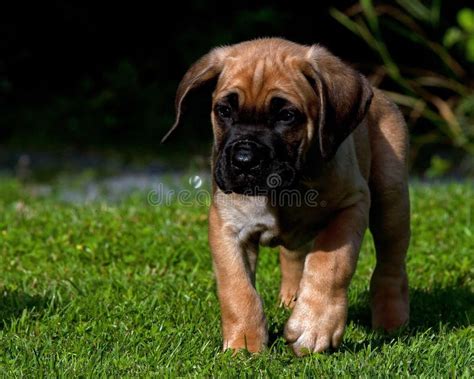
[231,142,261,171]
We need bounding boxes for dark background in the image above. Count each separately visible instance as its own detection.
[1,1,473,175]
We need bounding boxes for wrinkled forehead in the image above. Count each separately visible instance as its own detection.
[214,55,315,112]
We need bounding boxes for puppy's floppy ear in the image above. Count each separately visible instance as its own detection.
[302,45,373,160]
[161,47,229,143]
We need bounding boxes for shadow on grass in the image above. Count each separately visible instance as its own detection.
[0,289,52,329]
[344,285,474,351]
[268,285,473,352]
[350,285,473,331]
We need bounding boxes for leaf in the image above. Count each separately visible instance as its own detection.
[427,41,466,78]
[430,0,442,27]
[458,8,474,33]
[385,19,426,44]
[426,156,452,179]
[329,8,362,36]
[360,0,379,32]
[395,0,431,23]
[429,96,466,144]
[413,76,469,96]
[466,37,474,62]
[443,27,463,48]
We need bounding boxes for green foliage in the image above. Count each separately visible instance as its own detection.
[2,3,473,177]
[444,8,474,62]
[425,155,452,178]
[0,178,472,375]
[331,1,474,176]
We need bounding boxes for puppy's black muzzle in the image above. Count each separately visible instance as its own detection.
[215,135,297,196]
[230,140,264,173]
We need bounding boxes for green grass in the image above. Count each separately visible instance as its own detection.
[0,179,472,376]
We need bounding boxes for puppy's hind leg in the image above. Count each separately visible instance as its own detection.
[279,246,307,308]
[368,99,411,332]
[369,185,410,332]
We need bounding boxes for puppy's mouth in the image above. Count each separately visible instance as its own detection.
[213,137,298,196]
[215,161,297,196]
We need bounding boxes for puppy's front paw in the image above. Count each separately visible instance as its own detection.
[223,319,268,353]
[284,294,347,356]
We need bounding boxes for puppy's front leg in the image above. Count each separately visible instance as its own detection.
[209,205,268,353]
[285,197,369,356]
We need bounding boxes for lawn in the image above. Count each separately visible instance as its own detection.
[0,179,472,376]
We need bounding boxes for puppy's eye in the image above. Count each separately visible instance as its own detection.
[216,105,232,119]
[277,109,297,124]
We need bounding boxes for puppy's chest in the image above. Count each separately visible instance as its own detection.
[219,197,278,245]
[218,196,330,250]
